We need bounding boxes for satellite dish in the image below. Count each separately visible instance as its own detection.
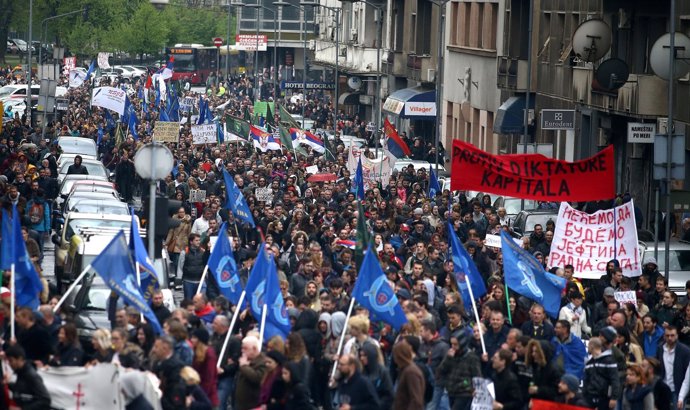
[649,32,690,80]
[593,58,630,91]
[347,76,362,90]
[572,19,612,62]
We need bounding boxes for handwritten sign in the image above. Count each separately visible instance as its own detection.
[180,97,195,112]
[305,165,319,175]
[451,140,615,201]
[548,201,640,279]
[614,291,638,309]
[189,189,206,203]
[255,187,273,202]
[485,234,521,249]
[470,378,494,410]
[347,145,393,191]
[191,124,217,145]
[154,121,180,142]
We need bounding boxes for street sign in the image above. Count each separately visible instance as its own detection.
[56,99,69,111]
[541,109,576,130]
[213,37,223,47]
[627,122,656,143]
[235,35,268,51]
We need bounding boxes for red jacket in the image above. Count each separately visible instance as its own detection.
[193,346,219,407]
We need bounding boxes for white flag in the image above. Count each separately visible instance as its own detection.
[98,52,111,69]
[69,69,86,88]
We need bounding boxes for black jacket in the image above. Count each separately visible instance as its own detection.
[9,363,51,410]
[583,350,622,402]
[656,341,690,393]
[51,343,84,366]
[335,370,381,410]
[492,367,524,410]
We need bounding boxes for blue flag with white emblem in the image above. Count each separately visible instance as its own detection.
[207,223,242,305]
[354,157,365,200]
[500,230,566,318]
[4,205,43,309]
[352,244,407,330]
[91,231,162,334]
[429,165,441,197]
[129,210,159,303]
[448,222,487,312]
[222,168,255,227]
[85,59,96,82]
[244,244,291,340]
[0,208,13,270]
[104,110,116,131]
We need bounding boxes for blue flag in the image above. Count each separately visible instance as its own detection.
[429,165,441,197]
[97,126,104,146]
[197,97,207,125]
[167,96,180,122]
[500,230,566,318]
[159,107,170,122]
[207,223,242,305]
[354,157,365,200]
[129,210,159,303]
[217,121,225,143]
[154,87,161,108]
[171,160,179,178]
[8,205,43,309]
[448,223,487,312]
[90,231,162,334]
[137,86,145,101]
[1,209,14,271]
[128,113,139,140]
[204,103,214,124]
[104,110,116,131]
[245,244,291,340]
[85,59,96,82]
[222,168,255,227]
[352,245,407,330]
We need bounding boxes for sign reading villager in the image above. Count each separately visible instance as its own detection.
[450,141,615,201]
[548,201,640,279]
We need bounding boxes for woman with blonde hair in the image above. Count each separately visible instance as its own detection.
[90,328,114,363]
[180,366,212,410]
[524,339,563,402]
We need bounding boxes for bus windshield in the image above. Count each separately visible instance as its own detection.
[172,54,196,72]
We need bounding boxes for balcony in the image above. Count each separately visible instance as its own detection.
[313,39,381,75]
[497,56,529,91]
[406,54,435,83]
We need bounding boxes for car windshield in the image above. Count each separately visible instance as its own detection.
[503,198,538,215]
[59,161,107,178]
[65,218,130,239]
[524,214,558,232]
[83,285,110,311]
[644,249,690,271]
[58,139,97,156]
[71,201,128,215]
[0,86,19,98]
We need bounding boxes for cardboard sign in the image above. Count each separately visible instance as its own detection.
[255,187,273,202]
[485,234,521,249]
[451,140,615,202]
[548,201,640,279]
[470,378,494,410]
[191,124,217,145]
[347,145,393,191]
[189,189,206,203]
[180,97,195,112]
[614,290,638,308]
[305,165,319,175]
[154,121,180,142]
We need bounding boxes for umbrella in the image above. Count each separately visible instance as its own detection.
[307,173,337,182]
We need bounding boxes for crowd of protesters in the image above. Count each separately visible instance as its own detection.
[0,63,686,410]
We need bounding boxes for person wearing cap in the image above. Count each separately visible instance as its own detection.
[593,287,619,325]
[556,373,588,406]
[641,255,661,286]
[583,334,621,410]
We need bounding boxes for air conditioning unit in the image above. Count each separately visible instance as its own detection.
[426,68,436,82]
[308,40,316,51]
[350,29,358,42]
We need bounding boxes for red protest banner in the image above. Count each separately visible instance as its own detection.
[450,141,615,202]
[531,399,592,410]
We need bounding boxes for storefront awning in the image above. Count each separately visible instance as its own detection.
[338,92,360,105]
[382,87,436,120]
[494,96,534,134]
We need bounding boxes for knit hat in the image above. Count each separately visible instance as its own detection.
[192,328,210,345]
[561,374,580,392]
[600,326,617,343]
[603,287,615,297]
[266,350,286,366]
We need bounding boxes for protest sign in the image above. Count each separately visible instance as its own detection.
[154,121,180,142]
[306,165,319,175]
[470,378,494,410]
[255,187,273,202]
[451,140,615,201]
[97,52,110,69]
[191,124,217,144]
[347,145,393,191]
[532,399,591,410]
[485,234,521,249]
[614,290,638,308]
[91,86,127,115]
[180,97,195,112]
[548,201,640,279]
[189,189,206,203]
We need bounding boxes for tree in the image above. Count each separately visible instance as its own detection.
[0,0,17,64]
[114,2,169,60]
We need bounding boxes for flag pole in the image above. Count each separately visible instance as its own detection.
[258,303,268,350]
[135,261,144,322]
[464,273,486,355]
[329,296,355,380]
[53,264,92,313]
[504,282,512,325]
[10,263,15,340]
[217,290,246,368]
[196,266,209,295]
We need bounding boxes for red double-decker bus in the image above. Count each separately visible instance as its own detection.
[165,44,218,85]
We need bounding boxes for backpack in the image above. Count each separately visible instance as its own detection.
[29,202,44,224]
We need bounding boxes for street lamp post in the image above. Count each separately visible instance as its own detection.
[301,2,341,135]
[27,0,33,126]
[429,0,450,173]
[247,4,278,101]
[275,2,308,128]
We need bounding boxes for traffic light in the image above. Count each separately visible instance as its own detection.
[143,195,182,258]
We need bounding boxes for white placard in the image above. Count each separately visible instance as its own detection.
[470,378,493,410]
[191,124,217,144]
[189,189,206,202]
[91,86,127,115]
[548,201,640,279]
[347,145,393,191]
[180,97,195,112]
[69,69,86,88]
[485,234,521,249]
[255,187,273,202]
[627,122,655,144]
[614,290,638,309]
[305,165,319,175]
[404,101,436,116]
[97,52,111,69]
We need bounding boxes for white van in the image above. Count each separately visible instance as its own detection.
[0,84,67,102]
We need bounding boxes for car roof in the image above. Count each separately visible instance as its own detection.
[66,212,133,222]
[71,180,113,188]
[640,240,690,251]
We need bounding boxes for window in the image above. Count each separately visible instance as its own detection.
[448,1,498,51]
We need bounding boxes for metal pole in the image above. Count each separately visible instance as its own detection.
[255,8,260,89]
[655,186,660,261]
[226,2,231,78]
[432,0,446,172]
[302,6,308,128]
[375,5,382,157]
[520,0,534,211]
[27,0,33,127]
[273,11,277,101]
[148,180,157,259]
[278,4,283,102]
[664,0,676,279]
[334,8,340,134]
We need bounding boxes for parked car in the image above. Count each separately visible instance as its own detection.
[639,240,690,297]
[56,137,98,159]
[10,39,34,54]
[57,158,109,184]
[55,175,109,209]
[6,41,18,54]
[511,209,559,238]
[493,196,539,224]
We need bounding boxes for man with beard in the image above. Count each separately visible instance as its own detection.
[304,280,321,311]
[332,354,380,410]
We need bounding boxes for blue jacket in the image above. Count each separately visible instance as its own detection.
[552,334,587,379]
[643,326,664,357]
[26,198,51,233]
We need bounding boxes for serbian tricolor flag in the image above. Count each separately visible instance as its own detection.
[160,57,174,80]
[531,400,591,410]
[335,239,356,249]
[289,128,325,153]
[384,118,411,160]
[250,125,282,152]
